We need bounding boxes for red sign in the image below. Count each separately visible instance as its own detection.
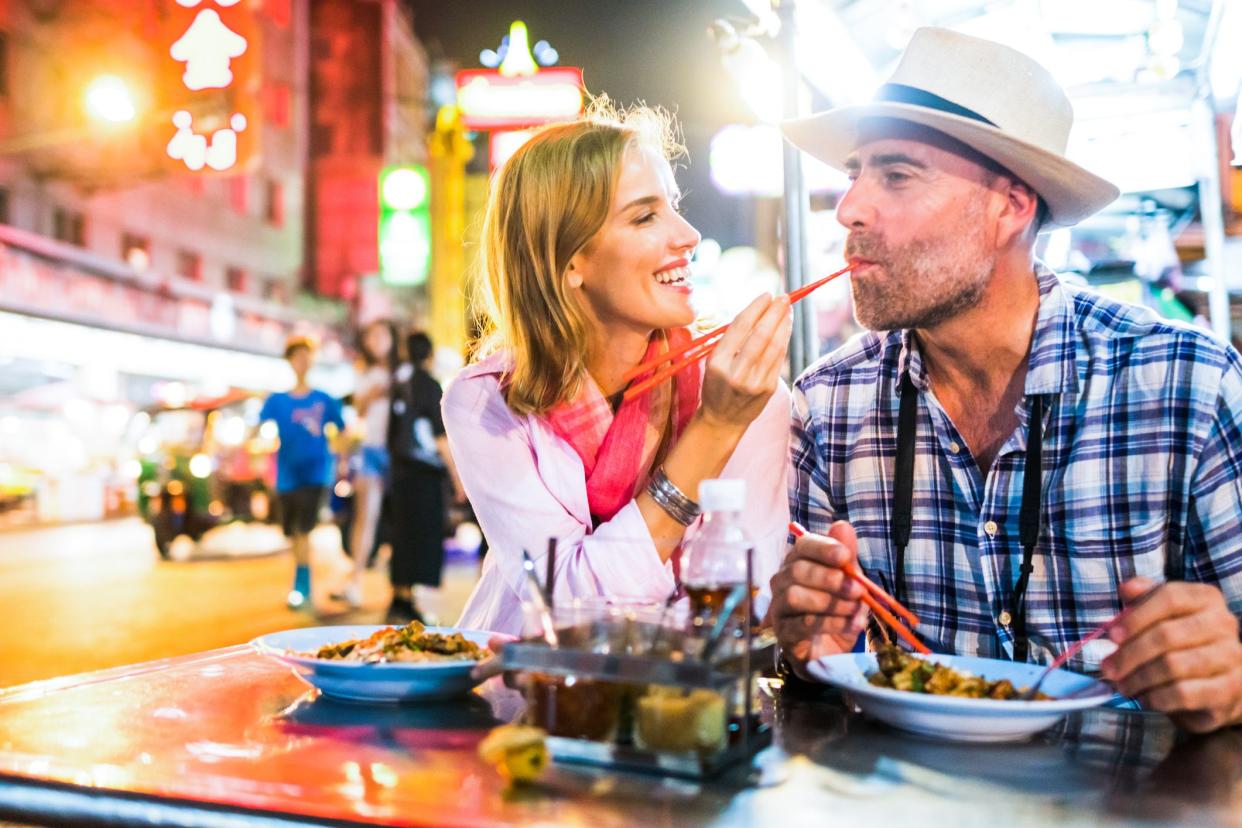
[455,67,585,131]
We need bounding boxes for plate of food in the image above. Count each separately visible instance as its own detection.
[252,622,493,703]
[805,644,1114,742]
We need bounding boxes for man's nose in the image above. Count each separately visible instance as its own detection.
[835,179,876,231]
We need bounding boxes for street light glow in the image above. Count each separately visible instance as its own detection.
[84,75,137,123]
[381,168,428,210]
[189,453,214,479]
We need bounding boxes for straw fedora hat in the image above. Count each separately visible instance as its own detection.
[781,27,1119,227]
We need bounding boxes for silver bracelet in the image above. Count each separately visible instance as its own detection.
[645,467,701,526]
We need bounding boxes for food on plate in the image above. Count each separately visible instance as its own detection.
[634,686,727,753]
[867,644,1051,700]
[306,621,488,664]
[478,724,548,784]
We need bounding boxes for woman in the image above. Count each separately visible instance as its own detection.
[338,319,394,608]
[444,101,792,636]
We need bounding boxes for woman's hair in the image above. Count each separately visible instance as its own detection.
[472,95,684,415]
[357,319,396,369]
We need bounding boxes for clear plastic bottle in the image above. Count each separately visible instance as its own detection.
[681,478,754,630]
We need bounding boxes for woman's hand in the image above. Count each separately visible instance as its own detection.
[639,291,792,564]
[697,293,792,432]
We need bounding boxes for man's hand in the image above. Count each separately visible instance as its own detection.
[1102,577,1242,733]
[769,521,869,678]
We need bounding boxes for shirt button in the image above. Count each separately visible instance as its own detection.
[999,610,1013,626]
[984,520,998,537]
[949,441,961,454]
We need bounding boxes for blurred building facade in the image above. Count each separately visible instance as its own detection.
[0,0,429,529]
[0,0,319,342]
[308,0,429,320]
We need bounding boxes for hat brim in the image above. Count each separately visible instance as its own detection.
[781,102,1120,228]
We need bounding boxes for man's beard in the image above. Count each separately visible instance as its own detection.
[845,211,993,331]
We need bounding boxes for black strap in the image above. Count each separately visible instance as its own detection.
[891,373,919,604]
[1011,395,1044,662]
[892,372,1045,662]
[873,83,999,127]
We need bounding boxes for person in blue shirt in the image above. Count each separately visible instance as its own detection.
[260,336,344,610]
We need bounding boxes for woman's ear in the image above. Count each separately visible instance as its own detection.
[565,260,584,289]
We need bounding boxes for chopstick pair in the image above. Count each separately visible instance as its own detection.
[788,521,931,655]
[619,264,855,405]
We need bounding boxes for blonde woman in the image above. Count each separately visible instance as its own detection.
[444,102,792,636]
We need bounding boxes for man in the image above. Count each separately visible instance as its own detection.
[260,335,344,610]
[771,27,1242,732]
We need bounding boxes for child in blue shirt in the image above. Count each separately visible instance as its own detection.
[260,336,344,610]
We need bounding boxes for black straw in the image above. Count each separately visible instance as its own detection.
[545,536,557,609]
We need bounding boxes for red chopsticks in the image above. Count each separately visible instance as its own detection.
[620,264,855,405]
[788,521,931,655]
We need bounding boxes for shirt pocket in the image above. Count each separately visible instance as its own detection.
[1059,514,1169,597]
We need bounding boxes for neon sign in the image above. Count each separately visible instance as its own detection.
[167,111,248,172]
[170,10,247,91]
[456,68,585,131]
[379,166,432,286]
[165,6,251,172]
[455,22,584,135]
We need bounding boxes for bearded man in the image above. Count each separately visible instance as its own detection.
[770,27,1242,732]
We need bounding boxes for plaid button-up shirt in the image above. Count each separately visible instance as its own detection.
[791,265,1242,672]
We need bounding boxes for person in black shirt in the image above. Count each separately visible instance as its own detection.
[385,332,465,623]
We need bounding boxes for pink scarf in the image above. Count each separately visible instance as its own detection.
[544,329,702,524]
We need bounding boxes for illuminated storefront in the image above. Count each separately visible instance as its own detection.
[0,226,346,529]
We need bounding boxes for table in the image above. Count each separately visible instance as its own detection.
[0,645,1238,826]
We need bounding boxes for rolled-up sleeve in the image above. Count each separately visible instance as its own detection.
[789,380,840,535]
[1186,347,1242,620]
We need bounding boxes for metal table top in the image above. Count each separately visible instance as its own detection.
[0,644,1237,827]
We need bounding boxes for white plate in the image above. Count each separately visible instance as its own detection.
[805,652,1114,743]
[251,625,492,703]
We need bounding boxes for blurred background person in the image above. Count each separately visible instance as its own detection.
[332,319,395,608]
[386,331,465,623]
[259,336,345,611]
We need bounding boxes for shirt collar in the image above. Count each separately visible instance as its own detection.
[896,262,1079,397]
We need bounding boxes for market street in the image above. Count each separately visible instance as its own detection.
[0,518,477,688]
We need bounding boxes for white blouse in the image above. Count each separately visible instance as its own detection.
[443,351,792,636]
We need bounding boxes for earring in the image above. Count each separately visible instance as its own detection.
[567,270,583,289]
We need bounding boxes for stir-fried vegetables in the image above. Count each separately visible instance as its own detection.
[867,644,1050,700]
[309,621,488,664]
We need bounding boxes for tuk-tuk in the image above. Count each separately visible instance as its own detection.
[136,391,277,559]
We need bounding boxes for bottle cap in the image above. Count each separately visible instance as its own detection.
[699,478,745,512]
